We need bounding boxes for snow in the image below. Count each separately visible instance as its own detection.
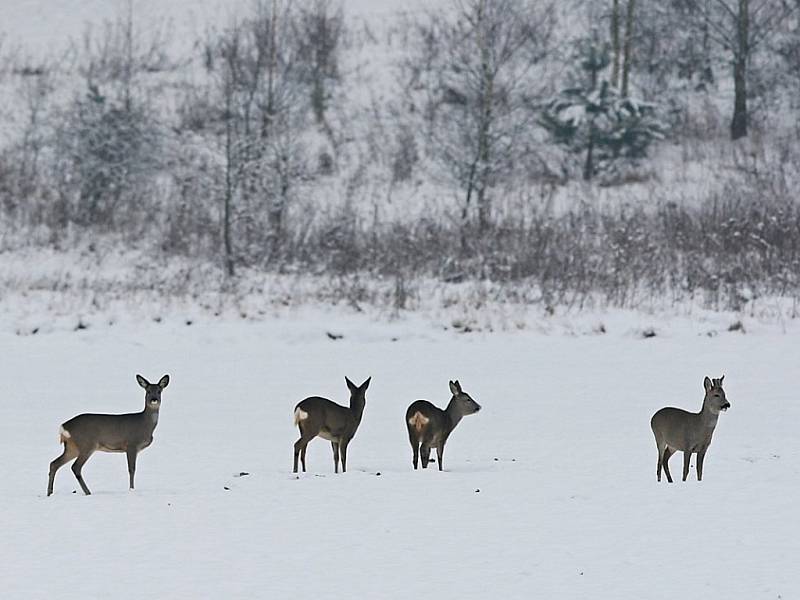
[0,0,434,59]
[2,311,799,598]
[0,1,798,596]
[1,0,797,226]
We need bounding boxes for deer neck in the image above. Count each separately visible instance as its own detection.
[143,404,160,428]
[445,397,463,434]
[349,398,366,424]
[699,399,719,429]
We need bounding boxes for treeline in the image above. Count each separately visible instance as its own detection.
[0,0,799,311]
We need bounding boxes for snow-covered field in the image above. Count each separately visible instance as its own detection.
[2,311,798,599]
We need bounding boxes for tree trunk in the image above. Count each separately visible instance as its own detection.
[269,153,289,256]
[476,0,493,231]
[621,0,636,97]
[476,101,492,229]
[589,37,599,90]
[731,56,748,140]
[223,71,236,277]
[583,122,595,181]
[464,160,477,221]
[262,0,278,139]
[731,0,749,140]
[700,13,714,86]
[312,3,328,124]
[123,0,134,113]
[611,0,621,88]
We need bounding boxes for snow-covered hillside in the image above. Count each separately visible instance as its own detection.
[1,0,798,315]
[2,313,798,598]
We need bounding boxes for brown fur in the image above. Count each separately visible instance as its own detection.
[405,380,481,471]
[292,377,370,474]
[47,374,169,496]
[650,375,730,483]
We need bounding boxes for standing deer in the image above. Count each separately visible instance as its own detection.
[650,375,730,483]
[47,374,170,496]
[292,376,371,473]
[406,380,481,471]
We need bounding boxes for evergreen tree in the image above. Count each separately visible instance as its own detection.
[540,31,666,181]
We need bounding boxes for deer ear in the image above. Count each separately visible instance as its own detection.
[449,381,459,395]
[136,374,149,389]
[158,374,170,389]
[719,375,725,385]
[345,377,357,392]
[360,377,371,391]
[703,376,713,391]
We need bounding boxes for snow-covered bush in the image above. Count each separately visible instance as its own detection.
[51,84,162,228]
[540,32,667,182]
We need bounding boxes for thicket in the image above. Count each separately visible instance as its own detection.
[0,0,798,312]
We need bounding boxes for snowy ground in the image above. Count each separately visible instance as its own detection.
[1,310,798,599]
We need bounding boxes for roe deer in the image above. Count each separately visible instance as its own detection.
[406,380,481,471]
[292,376,371,473]
[47,374,170,496]
[650,375,730,483]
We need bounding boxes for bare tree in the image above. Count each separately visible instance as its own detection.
[11,71,50,207]
[211,1,311,273]
[79,0,174,99]
[220,25,240,276]
[47,2,166,232]
[294,0,343,129]
[699,0,796,139]
[408,0,555,232]
[622,0,716,101]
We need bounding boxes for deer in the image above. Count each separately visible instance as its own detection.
[47,374,170,496]
[405,380,481,471]
[292,376,371,474]
[650,375,730,483]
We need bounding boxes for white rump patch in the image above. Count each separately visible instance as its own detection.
[408,411,430,432]
[59,425,71,440]
[293,408,309,426]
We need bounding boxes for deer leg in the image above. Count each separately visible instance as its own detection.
[331,442,340,473]
[407,428,419,469]
[436,442,445,471]
[48,444,78,496]
[294,432,316,473]
[655,439,664,482]
[662,447,674,483]
[697,449,707,481]
[126,448,138,490]
[339,440,349,473]
[682,450,692,482]
[294,437,310,473]
[71,452,94,496]
[420,444,431,469]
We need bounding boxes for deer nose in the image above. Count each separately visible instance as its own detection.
[722,402,730,410]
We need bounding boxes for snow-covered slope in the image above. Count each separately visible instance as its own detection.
[2,314,798,599]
